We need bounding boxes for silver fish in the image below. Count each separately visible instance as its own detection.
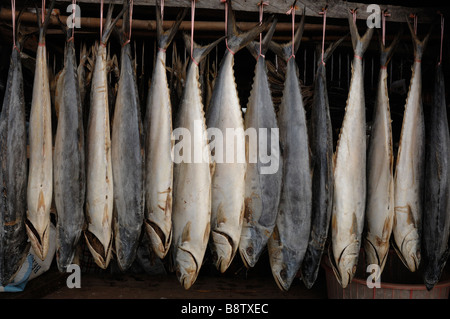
[144,5,186,259]
[111,3,144,271]
[207,0,272,273]
[329,11,373,288]
[26,0,56,261]
[84,4,127,269]
[392,19,432,273]
[53,26,86,272]
[0,13,30,285]
[266,14,311,291]
[171,34,223,289]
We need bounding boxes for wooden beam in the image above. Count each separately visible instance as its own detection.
[53,0,440,23]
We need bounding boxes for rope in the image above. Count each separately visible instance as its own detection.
[191,0,198,65]
[286,4,296,62]
[220,0,235,55]
[42,0,45,24]
[409,13,417,35]
[319,7,327,66]
[257,1,268,59]
[161,0,164,24]
[67,0,76,42]
[382,10,390,46]
[123,0,133,47]
[439,13,444,66]
[100,0,104,44]
[11,0,19,52]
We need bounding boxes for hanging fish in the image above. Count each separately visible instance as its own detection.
[301,35,346,290]
[26,0,56,261]
[363,29,401,278]
[0,7,30,285]
[53,19,86,272]
[172,33,223,290]
[422,61,450,290]
[329,10,373,288]
[111,1,144,271]
[392,18,432,273]
[144,3,187,260]
[265,12,310,291]
[84,3,127,269]
[207,0,272,273]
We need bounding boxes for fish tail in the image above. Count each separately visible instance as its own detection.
[321,33,348,64]
[246,17,278,59]
[269,12,304,61]
[378,26,402,67]
[348,9,373,57]
[156,2,188,51]
[406,15,435,60]
[183,33,225,65]
[224,0,274,55]
[37,0,56,42]
[100,1,129,45]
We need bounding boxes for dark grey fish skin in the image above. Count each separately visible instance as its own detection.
[53,30,86,272]
[0,44,30,285]
[422,63,450,291]
[111,5,144,272]
[301,36,346,290]
[265,13,312,291]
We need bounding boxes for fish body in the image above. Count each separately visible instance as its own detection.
[207,0,272,273]
[84,4,127,269]
[26,1,56,261]
[172,35,222,289]
[392,21,432,273]
[53,31,85,272]
[265,15,311,291]
[329,13,373,288]
[144,6,186,259]
[0,42,30,284]
[422,63,450,290]
[301,37,346,289]
[111,11,144,271]
[363,33,400,277]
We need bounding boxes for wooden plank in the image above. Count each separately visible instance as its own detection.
[54,0,440,23]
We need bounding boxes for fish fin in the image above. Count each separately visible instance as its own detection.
[378,25,403,67]
[224,0,274,55]
[322,33,349,64]
[246,17,279,59]
[182,33,225,65]
[348,9,374,57]
[269,12,305,61]
[406,15,436,60]
[156,2,188,50]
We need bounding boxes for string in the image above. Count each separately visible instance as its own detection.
[68,0,76,42]
[382,10,390,46]
[257,1,268,59]
[350,8,357,25]
[100,0,104,44]
[220,0,235,55]
[161,0,164,24]
[42,0,45,24]
[410,13,417,35]
[439,13,444,66]
[11,0,19,52]
[123,0,133,47]
[319,7,327,65]
[286,5,296,62]
[191,0,198,65]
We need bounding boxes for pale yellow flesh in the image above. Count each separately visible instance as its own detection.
[145,50,174,259]
[85,45,114,269]
[27,44,53,261]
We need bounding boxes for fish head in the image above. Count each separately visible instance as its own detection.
[331,242,360,289]
[175,248,199,290]
[238,229,265,269]
[56,228,82,272]
[399,230,421,272]
[268,244,298,292]
[210,230,234,273]
[25,219,49,261]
